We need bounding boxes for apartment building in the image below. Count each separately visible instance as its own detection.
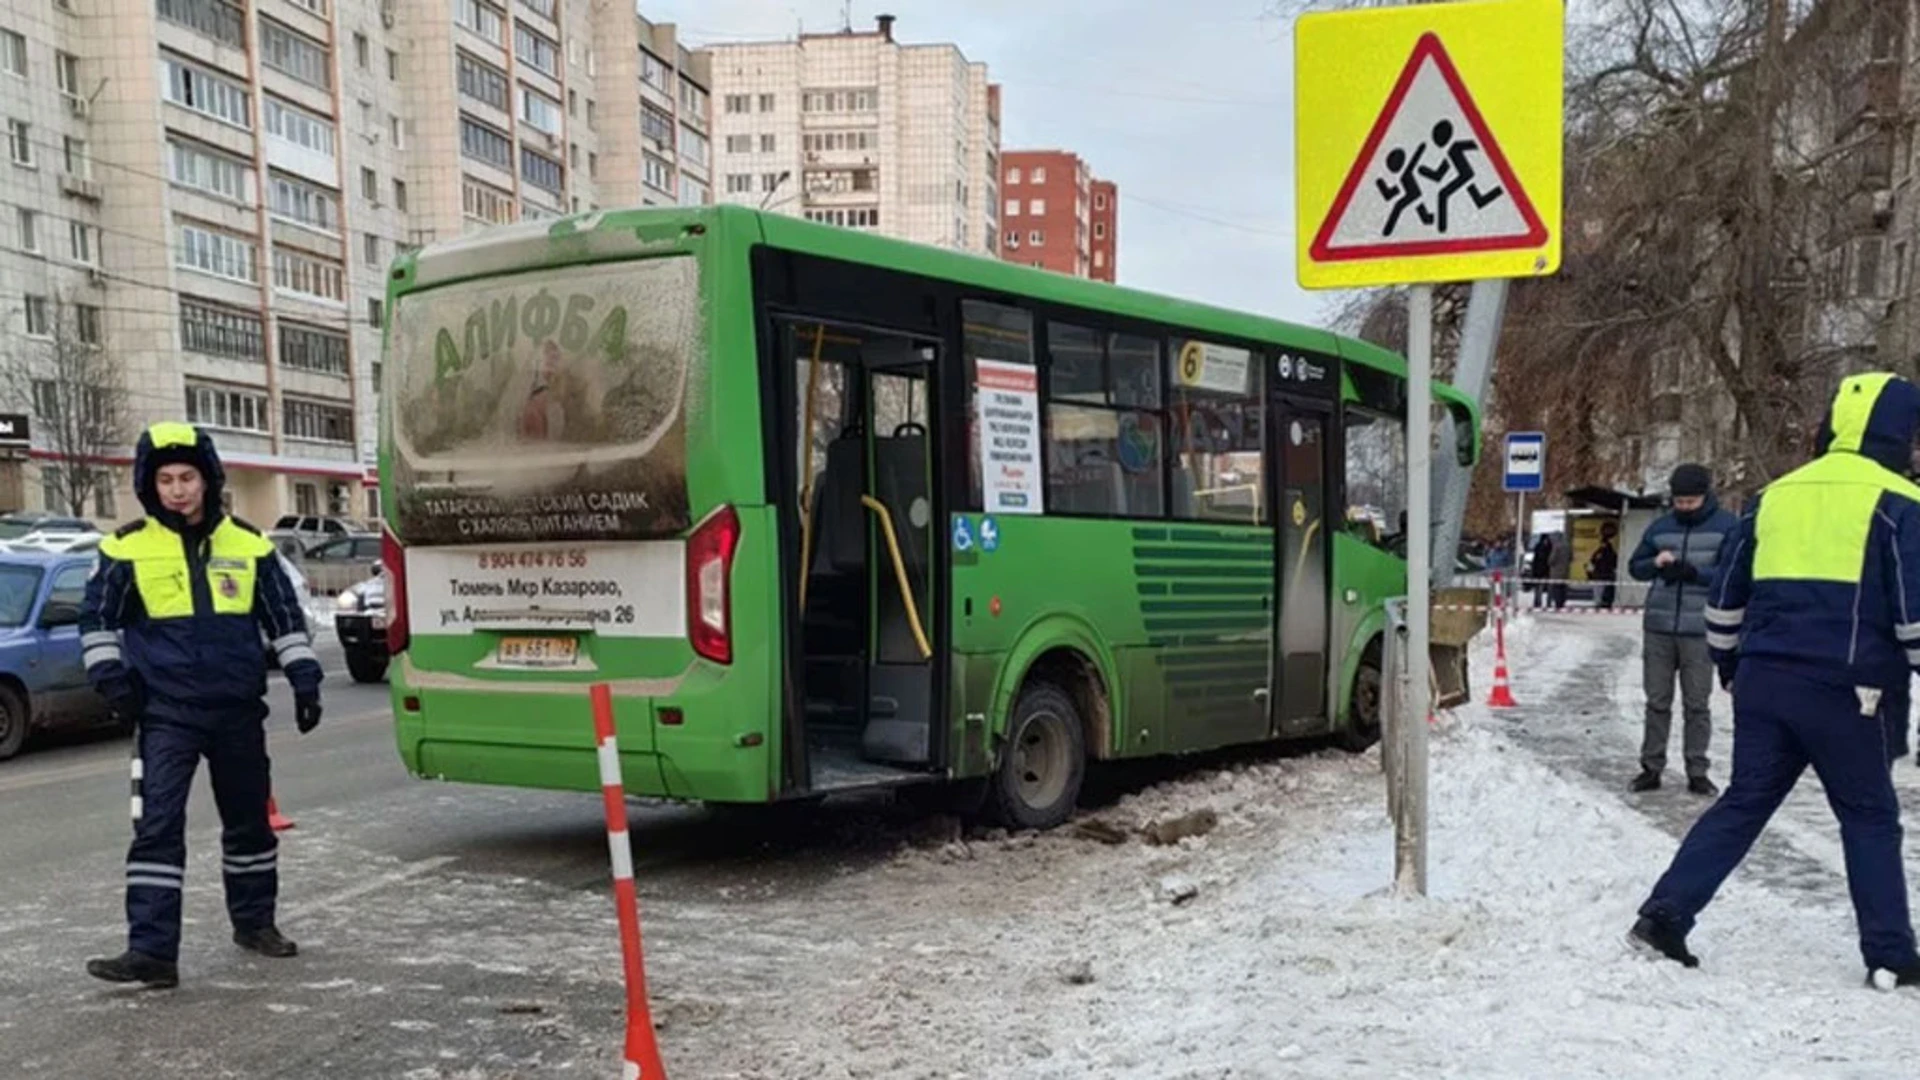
[0,0,711,526]
[702,14,1001,255]
[999,149,1116,282]
[403,2,712,246]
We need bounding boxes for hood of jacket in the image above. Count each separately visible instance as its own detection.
[133,422,227,534]
[1816,373,1920,475]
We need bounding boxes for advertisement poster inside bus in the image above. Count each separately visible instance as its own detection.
[385,258,696,544]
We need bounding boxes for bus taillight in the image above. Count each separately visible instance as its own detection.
[382,527,409,656]
[687,505,741,664]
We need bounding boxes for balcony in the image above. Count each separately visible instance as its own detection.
[60,174,103,202]
[157,0,245,51]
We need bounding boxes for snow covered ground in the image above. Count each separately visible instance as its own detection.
[22,612,1920,1078]
[633,613,1920,1079]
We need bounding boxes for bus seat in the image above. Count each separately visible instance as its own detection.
[812,433,866,577]
[872,430,928,564]
[871,428,931,666]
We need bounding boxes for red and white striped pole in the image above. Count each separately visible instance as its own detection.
[590,683,670,1080]
[1487,571,1519,708]
[267,792,295,831]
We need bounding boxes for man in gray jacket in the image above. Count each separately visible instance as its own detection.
[1627,463,1740,795]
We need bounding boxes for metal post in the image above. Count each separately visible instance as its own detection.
[1514,489,1526,607]
[1400,284,1433,897]
[1430,279,1509,586]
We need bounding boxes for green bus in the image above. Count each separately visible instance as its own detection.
[378,205,1478,829]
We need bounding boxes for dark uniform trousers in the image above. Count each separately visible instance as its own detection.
[128,706,277,963]
[1641,662,1917,972]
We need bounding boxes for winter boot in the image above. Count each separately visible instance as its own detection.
[1630,770,1661,793]
[86,949,179,989]
[233,926,298,958]
[1629,916,1699,968]
[1868,965,1920,991]
[1688,776,1719,797]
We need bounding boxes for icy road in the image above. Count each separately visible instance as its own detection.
[6,618,1920,1078]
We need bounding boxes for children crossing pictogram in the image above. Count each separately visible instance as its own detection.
[1310,33,1547,262]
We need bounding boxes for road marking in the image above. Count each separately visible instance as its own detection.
[0,705,393,794]
[281,854,458,919]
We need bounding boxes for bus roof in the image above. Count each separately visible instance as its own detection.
[395,204,1478,422]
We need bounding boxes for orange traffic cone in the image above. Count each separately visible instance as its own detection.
[1487,658,1519,708]
[1486,573,1520,709]
[267,794,295,831]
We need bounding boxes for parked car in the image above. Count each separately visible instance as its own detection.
[333,567,388,684]
[297,533,383,596]
[0,549,114,760]
[271,514,364,544]
[0,513,100,554]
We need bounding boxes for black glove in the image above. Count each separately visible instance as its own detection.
[99,670,145,723]
[1658,562,1688,582]
[1717,666,1736,692]
[295,693,322,734]
[1681,564,1705,584]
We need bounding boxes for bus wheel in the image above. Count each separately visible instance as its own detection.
[992,682,1086,830]
[1339,638,1384,752]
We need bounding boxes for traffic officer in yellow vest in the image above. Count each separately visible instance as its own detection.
[79,423,323,989]
[1631,373,1920,988]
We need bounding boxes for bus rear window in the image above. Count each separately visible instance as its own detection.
[384,257,698,544]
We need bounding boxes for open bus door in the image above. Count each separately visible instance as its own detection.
[777,318,941,794]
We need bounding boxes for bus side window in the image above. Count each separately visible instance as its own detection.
[961,300,1036,512]
[1042,323,1164,518]
[1344,406,1406,550]
[1169,340,1264,524]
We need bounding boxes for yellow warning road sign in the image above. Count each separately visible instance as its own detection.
[1295,0,1563,289]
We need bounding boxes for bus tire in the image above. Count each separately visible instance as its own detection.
[991,682,1086,830]
[1339,638,1384,752]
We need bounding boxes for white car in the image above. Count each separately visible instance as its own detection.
[0,514,102,554]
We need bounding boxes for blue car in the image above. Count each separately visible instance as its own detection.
[0,548,113,760]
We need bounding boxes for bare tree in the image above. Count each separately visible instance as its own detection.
[2,295,132,518]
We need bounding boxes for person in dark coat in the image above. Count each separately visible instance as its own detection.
[1528,533,1554,609]
[1589,523,1620,609]
[1631,374,1920,987]
[78,423,325,989]
[1547,531,1572,609]
[1626,465,1740,794]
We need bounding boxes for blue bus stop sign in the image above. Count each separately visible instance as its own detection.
[1503,432,1545,493]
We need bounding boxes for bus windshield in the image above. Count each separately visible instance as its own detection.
[384,257,698,545]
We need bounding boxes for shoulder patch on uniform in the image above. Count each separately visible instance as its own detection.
[112,519,148,539]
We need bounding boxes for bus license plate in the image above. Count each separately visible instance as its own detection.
[496,636,578,668]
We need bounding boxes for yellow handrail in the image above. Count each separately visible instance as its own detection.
[860,495,933,660]
[797,323,826,611]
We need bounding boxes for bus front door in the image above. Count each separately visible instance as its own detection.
[1270,398,1332,735]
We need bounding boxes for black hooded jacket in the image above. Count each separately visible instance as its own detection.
[77,425,321,721]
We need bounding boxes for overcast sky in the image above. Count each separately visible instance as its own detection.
[644,0,1334,326]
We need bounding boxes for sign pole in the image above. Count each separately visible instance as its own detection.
[1514,489,1525,600]
[1400,283,1433,897]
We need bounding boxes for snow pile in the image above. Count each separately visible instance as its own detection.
[637,618,1920,1078]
